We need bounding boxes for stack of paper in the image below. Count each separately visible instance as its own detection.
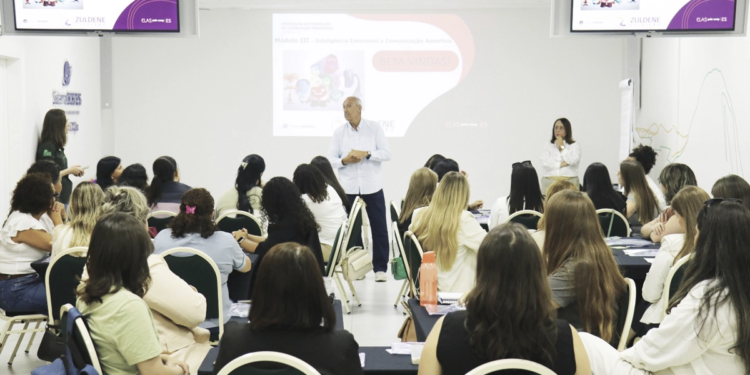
[623,249,659,257]
[386,342,424,355]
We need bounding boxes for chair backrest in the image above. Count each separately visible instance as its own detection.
[392,222,416,296]
[215,210,263,236]
[60,304,102,375]
[616,278,637,351]
[596,209,631,238]
[403,231,424,297]
[160,247,224,339]
[343,197,365,253]
[217,351,322,375]
[662,254,692,319]
[147,210,177,234]
[465,358,556,375]
[389,200,401,224]
[46,247,88,324]
[505,210,543,230]
[325,224,346,277]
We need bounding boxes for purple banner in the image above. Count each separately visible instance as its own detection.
[667,0,735,30]
[113,0,178,31]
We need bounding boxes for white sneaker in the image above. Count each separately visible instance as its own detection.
[375,272,387,282]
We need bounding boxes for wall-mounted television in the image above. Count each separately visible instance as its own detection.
[571,0,737,32]
[12,0,179,32]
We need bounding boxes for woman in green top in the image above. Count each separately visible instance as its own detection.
[76,212,189,375]
[36,109,85,205]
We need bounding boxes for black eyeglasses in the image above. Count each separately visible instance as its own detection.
[512,160,532,169]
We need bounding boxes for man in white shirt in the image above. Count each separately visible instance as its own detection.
[328,97,392,282]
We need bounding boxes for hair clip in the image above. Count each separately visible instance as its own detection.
[185,205,196,214]
[241,162,248,170]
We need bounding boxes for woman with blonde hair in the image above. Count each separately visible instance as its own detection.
[51,182,104,257]
[411,171,486,293]
[618,160,660,228]
[398,168,438,236]
[544,190,626,344]
[94,186,213,373]
[532,179,578,250]
[637,186,710,331]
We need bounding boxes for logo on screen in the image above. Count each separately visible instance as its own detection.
[62,61,72,87]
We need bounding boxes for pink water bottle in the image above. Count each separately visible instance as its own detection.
[419,252,438,306]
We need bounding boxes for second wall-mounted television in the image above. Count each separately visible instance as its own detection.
[12,0,179,32]
[571,0,737,32]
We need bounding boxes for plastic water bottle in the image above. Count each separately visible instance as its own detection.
[419,251,438,306]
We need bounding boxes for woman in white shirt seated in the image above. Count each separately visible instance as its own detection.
[411,171,486,293]
[580,199,750,375]
[293,164,347,261]
[618,160,660,230]
[640,163,697,241]
[540,118,582,194]
[635,186,709,334]
[216,154,265,219]
[488,161,544,230]
[51,181,104,257]
[0,173,62,314]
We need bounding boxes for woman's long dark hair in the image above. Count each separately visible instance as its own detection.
[464,223,558,365]
[146,156,177,207]
[96,156,121,191]
[293,164,329,203]
[40,109,67,148]
[249,242,336,331]
[549,118,575,144]
[169,188,217,239]
[310,156,351,214]
[667,201,750,370]
[433,159,460,182]
[659,163,697,205]
[118,164,149,192]
[711,175,750,211]
[507,162,544,214]
[261,177,319,235]
[235,154,265,214]
[583,163,626,214]
[77,213,153,305]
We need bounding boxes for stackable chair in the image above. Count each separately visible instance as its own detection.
[389,200,401,224]
[402,231,424,298]
[147,210,177,234]
[216,351,321,375]
[46,247,88,327]
[466,359,556,375]
[59,304,102,374]
[325,198,369,313]
[505,210,543,230]
[215,210,263,236]
[616,278,637,351]
[597,209,631,237]
[160,247,224,343]
[662,255,692,319]
[392,224,416,307]
[0,309,46,365]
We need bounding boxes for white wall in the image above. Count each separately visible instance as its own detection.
[0,36,101,216]
[636,37,750,191]
[111,8,626,207]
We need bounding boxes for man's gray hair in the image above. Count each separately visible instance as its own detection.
[347,96,362,108]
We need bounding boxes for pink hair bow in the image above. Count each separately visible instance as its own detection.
[185,205,196,214]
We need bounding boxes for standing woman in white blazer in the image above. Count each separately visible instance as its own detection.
[540,118,582,194]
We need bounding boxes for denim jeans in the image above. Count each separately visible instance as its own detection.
[0,273,47,314]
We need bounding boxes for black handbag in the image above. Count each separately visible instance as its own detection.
[37,327,65,362]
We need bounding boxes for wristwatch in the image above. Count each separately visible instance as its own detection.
[237,237,245,245]
[367,151,372,159]
[559,145,565,151]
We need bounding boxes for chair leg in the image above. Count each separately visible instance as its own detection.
[347,280,362,307]
[393,281,407,307]
[9,320,30,365]
[333,275,351,314]
[0,319,12,354]
[25,321,42,353]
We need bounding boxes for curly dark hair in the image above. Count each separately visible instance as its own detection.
[629,144,658,174]
[9,173,54,217]
[169,188,217,239]
[261,177,319,234]
[293,164,329,204]
[27,160,61,185]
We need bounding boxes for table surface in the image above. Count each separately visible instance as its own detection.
[199,346,418,375]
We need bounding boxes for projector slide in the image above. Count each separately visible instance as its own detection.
[272,14,475,137]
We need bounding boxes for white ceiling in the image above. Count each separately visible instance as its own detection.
[198,0,551,10]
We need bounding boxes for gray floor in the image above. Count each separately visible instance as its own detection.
[2,272,410,372]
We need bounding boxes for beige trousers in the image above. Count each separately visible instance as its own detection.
[541,176,580,195]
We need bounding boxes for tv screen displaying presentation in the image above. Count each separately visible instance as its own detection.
[571,0,736,32]
[13,0,179,32]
